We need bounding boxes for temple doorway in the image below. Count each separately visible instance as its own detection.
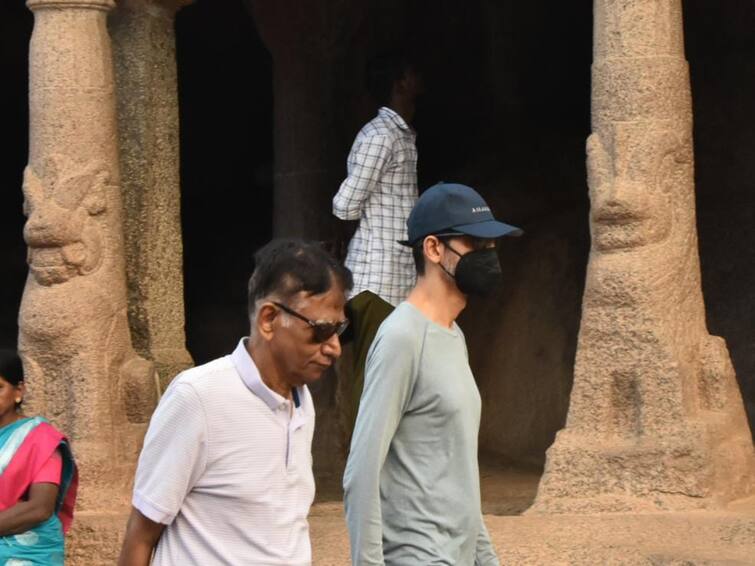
[175,1,273,365]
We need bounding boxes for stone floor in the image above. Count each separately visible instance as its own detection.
[311,462,755,565]
[66,460,755,565]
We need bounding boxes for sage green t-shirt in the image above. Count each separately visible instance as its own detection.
[343,302,499,566]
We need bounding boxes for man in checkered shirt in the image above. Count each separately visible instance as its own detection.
[333,52,423,306]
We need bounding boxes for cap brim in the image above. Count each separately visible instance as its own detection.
[397,230,468,247]
[451,220,524,238]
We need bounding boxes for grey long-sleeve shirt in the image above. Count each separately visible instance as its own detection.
[343,302,499,566]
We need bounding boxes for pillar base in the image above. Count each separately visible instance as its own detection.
[529,422,755,514]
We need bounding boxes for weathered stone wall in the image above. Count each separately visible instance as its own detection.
[464,207,588,467]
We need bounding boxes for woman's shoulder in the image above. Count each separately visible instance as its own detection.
[25,416,68,444]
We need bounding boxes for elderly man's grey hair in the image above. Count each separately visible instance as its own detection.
[247,239,352,328]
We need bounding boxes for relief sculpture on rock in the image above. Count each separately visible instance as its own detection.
[22,155,108,286]
[18,154,157,510]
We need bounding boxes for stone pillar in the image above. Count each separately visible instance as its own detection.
[249,0,367,241]
[20,0,157,560]
[530,0,754,513]
[110,0,193,390]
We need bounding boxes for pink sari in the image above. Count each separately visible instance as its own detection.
[0,417,78,534]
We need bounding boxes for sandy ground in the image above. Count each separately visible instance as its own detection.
[310,464,755,565]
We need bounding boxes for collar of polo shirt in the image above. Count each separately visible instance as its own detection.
[231,338,304,412]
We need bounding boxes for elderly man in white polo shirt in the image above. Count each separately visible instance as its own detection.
[118,239,352,566]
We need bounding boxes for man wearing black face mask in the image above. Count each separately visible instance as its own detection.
[343,183,522,565]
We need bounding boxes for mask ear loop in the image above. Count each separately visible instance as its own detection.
[438,241,463,281]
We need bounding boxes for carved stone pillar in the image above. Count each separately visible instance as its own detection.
[111,0,194,390]
[531,0,754,513]
[20,0,157,560]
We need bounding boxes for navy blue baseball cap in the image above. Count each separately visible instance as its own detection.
[399,182,523,246]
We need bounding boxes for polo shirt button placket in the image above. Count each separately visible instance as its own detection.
[286,427,294,472]
[279,401,291,469]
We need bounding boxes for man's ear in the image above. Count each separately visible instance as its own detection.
[256,303,278,341]
[423,235,443,265]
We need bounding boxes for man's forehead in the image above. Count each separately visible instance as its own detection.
[450,235,495,248]
[290,288,346,310]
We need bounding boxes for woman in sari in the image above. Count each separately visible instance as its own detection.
[0,349,78,565]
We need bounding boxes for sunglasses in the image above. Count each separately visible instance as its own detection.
[272,302,349,343]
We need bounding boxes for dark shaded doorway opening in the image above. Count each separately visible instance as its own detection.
[685,0,755,439]
[175,0,274,366]
[0,2,33,353]
[405,1,593,512]
[265,0,594,508]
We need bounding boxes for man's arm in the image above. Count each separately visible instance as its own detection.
[474,516,500,566]
[343,326,418,565]
[332,134,392,220]
[117,381,207,564]
[117,508,165,566]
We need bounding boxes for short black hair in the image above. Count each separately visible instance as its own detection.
[248,239,353,318]
[366,50,415,107]
[0,349,23,387]
[412,241,427,276]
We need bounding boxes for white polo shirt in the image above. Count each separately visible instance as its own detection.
[132,339,316,565]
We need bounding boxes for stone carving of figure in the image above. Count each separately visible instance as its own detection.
[22,155,108,286]
[18,154,157,509]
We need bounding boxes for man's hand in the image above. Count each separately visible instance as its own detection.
[117,507,166,566]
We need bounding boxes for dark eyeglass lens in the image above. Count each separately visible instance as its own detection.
[312,320,349,343]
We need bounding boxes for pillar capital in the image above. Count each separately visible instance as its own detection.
[27,0,115,11]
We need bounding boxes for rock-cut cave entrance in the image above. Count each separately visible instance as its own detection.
[1,0,753,519]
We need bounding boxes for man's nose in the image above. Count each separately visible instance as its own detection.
[321,332,342,359]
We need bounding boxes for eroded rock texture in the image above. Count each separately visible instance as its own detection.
[111,0,193,390]
[531,0,754,513]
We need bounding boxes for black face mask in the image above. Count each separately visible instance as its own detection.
[443,245,502,297]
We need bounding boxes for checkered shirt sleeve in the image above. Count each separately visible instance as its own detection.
[332,135,392,221]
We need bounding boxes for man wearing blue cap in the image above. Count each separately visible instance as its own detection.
[343,183,522,565]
